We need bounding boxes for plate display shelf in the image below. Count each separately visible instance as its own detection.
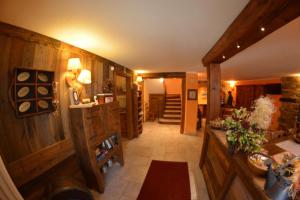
[9,68,56,118]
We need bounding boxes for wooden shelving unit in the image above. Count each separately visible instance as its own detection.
[69,102,124,193]
[133,84,143,137]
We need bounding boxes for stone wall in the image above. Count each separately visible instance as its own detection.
[279,76,300,129]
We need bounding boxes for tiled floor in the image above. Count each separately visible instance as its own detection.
[92,122,209,200]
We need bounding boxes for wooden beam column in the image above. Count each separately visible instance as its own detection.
[206,63,221,121]
[199,63,221,168]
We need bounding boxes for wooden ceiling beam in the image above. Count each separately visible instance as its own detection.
[202,0,300,66]
[141,72,186,79]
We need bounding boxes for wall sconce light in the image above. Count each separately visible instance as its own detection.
[136,75,143,82]
[66,58,82,87]
[77,69,92,84]
[228,80,236,89]
[159,78,164,83]
[67,58,81,72]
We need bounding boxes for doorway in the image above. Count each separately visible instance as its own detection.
[114,72,133,138]
[141,73,186,133]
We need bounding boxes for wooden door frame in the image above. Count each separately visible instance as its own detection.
[113,71,134,139]
[180,77,186,134]
[141,72,186,133]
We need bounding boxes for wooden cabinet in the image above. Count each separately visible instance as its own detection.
[69,102,124,193]
[200,128,269,200]
[225,176,254,200]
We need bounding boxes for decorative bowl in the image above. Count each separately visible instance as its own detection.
[248,153,273,176]
[293,135,300,144]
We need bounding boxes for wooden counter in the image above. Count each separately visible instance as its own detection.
[200,127,271,200]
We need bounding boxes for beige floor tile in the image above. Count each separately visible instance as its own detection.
[122,181,142,199]
[92,122,209,200]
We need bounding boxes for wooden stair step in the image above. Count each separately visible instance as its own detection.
[166,94,180,97]
[165,106,181,110]
[158,118,181,125]
[163,114,181,118]
[166,99,181,102]
[162,116,181,120]
[166,97,181,100]
[164,111,181,115]
[166,103,181,107]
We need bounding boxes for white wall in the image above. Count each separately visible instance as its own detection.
[143,79,164,121]
[144,79,164,94]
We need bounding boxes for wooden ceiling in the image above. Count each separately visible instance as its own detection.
[202,0,300,66]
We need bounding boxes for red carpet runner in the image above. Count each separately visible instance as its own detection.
[137,160,191,200]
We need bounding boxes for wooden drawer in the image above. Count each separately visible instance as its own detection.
[207,136,230,184]
[202,157,218,200]
[225,176,254,200]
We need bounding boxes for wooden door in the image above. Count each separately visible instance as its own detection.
[236,85,254,109]
[236,85,266,110]
[254,85,265,100]
[114,72,133,139]
[149,94,165,119]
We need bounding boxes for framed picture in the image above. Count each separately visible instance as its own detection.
[188,89,198,100]
[69,88,80,105]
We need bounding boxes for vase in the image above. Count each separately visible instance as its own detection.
[227,140,235,155]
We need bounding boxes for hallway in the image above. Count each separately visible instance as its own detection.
[92,122,209,200]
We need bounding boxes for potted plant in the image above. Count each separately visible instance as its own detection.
[224,96,275,155]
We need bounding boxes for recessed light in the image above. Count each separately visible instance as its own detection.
[222,55,226,59]
[260,27,265,32]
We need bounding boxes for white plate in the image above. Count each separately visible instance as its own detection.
[17,72,30,82]
[19,101,31,113]
[38,100,48,109]
[37,86,48,96]
[17,87,30,98]
[38,73,48,82]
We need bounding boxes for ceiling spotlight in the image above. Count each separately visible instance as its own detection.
[260,27,265,32]
[222,55,226,59]
[236,43,240,49]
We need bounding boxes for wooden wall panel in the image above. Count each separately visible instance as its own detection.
[0,22,133,193]
[7,139,75,187]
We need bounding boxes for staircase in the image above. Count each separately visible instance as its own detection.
[158,94,181,125]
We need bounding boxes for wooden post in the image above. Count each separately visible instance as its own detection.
[199,63,221,168]
[0,155,23,200]
[206,63,221,121]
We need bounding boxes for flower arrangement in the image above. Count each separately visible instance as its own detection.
[224,96,275,154]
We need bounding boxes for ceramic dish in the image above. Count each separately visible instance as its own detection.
[17,72,30,82]
[37,86,49,96]
[37,73,48,82]
[17,87,30,98]
[38,100,49,109]
[293,135,300,144]
[209,118,225,130]
[248,153,273,176]
[19,101,31,113]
